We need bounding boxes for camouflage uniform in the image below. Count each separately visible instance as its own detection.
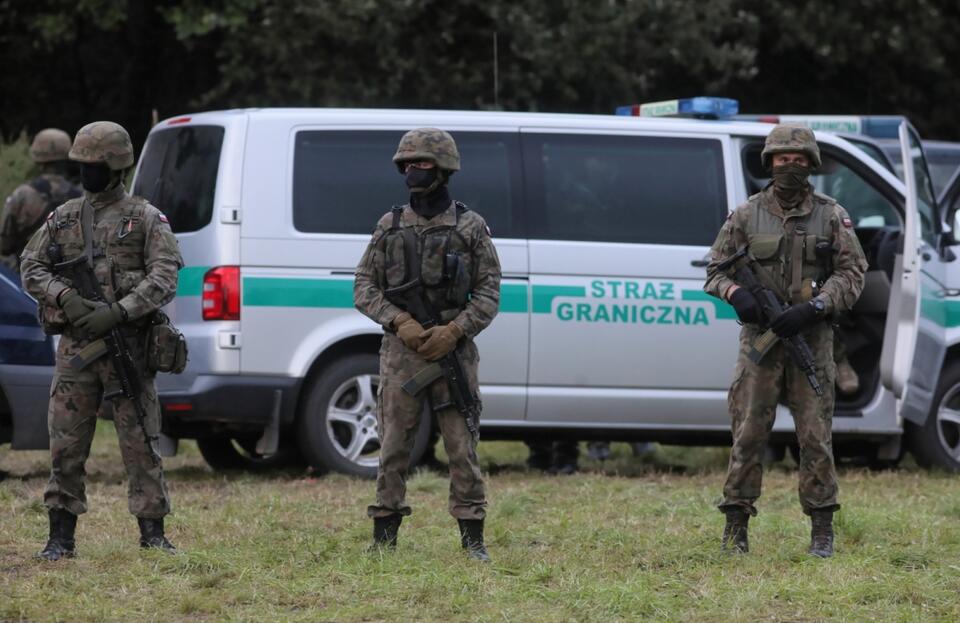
[355,202,501,519]
[705,127,868,521]
[354,128,501,560]
[21,121,182,559]
[1,129,80,271]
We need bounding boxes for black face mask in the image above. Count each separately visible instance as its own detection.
[771,163,811,209]
[80,163,113,193]
[405,167,439,193]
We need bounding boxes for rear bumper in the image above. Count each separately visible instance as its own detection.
[159,374,302,438]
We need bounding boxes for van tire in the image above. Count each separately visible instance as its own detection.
[908,361,960,472]
[297,353,432,479]
[196,435,302,472]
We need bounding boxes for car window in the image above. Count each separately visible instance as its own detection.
[133,126,225,233]
[522,133,727,245]
[742,143,900,229]
[293,130,523,237]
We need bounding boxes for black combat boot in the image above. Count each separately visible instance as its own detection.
[137,517,177,553]
[809,510,835,558]
[721,508,749,553]
[457,519,491,562]
[371,514,402,550]
[37,509,77,561]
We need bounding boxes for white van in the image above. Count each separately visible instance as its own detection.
[130,105,960,477]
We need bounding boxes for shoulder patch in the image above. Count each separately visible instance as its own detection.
[158,213,169,224]
[842,217,853,228]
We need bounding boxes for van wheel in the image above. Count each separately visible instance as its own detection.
[297,353,432,479]
[908,361,960,472]
[196,435,302,472]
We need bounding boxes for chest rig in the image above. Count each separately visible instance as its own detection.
[382,202,473,315]
[747,195,834,305]
[46,197,149,303]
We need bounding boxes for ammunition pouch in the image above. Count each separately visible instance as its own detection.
[145,311,188,374]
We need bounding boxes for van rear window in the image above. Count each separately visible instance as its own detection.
[522,134,727,245]
[293,130,523,237]
[133,126,224,233]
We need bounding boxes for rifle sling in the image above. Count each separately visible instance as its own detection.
[80,199,94,266]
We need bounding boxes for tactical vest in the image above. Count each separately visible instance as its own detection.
[381,202,474,321]
[746,192,834,305]
[47,197,150,305]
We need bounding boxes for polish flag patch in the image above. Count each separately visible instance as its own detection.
[158,213,169,223]
[842,217,853,228]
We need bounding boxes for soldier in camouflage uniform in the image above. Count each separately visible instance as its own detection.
[354,128,501,561]
[704,124,867,558]
[20,121,183,560]
[1,129,81,271]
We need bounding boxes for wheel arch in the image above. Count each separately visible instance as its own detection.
[294,333,383,424]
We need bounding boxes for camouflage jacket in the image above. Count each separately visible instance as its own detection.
[704,185,868,315]
[20,184,183,335]
[0,173,80,269]
[354,201,501,338]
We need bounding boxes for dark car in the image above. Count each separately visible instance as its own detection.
[0,265,54,450]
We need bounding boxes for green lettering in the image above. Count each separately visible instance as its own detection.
[557,302,574,321]
[594,305,610,322]
[576,303,593,322]
[609,280,622,299]
[657,306,672,324]
[643,283,659,299]
[625,281,640,299]
[675,306,690,325]
[612,304,629,323]
[660,283,675,300]
[693,308,709,325]
[640,305,656,324]
[590,280,605,298]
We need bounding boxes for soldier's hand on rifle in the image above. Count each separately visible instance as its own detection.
[58,289,97,324]
[417,322,464,361]
[394,312,426,351]
[728,287,761,325]
[74,301,126,338]
[770,302,818,338]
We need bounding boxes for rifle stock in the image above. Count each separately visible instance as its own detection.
[718,248,824,396]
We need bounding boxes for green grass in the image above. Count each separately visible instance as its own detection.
[2,425,960,622]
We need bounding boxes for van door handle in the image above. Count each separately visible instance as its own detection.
[690,259,710,268]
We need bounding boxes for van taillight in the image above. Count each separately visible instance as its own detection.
[202,266,240,321]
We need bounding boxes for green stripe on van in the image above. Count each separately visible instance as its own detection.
[177,266,208,297]
[244,277,355,308]
[531,285,586,314]
[500,284,529,313]
[681,290,738,320]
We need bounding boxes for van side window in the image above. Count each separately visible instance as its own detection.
[742,143,900,229]
[522,134,726,245]
[134,126,224,233]
[293,131,523,237]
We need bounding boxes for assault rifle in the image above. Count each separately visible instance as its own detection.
[718,247,823,396]
[46,203,161,465]
[385,278,480,440]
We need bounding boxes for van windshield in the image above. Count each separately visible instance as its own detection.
[133,125,225,233]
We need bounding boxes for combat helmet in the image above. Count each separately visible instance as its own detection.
[69,121,135,170]
[761,123,821,169]
[393,128,460,172]
[29,128,72,163]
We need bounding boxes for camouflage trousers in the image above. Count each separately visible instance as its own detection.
[44,332,170,519]
[367,333,486,520]
[720,323,839,516]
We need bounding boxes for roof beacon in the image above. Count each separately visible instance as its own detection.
[616,97,739,120]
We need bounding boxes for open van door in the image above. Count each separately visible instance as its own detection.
[879,122,925,399]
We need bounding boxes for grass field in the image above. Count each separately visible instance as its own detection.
[2,424,959,622]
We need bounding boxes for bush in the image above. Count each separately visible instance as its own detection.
[0,133,35,218]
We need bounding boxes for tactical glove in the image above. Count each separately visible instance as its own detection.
[58,289,96,324]
[417,322,464,361]
[74,301,125,338]
[729,288,761,325]
[393,312,426,351]
[770,302,818,338]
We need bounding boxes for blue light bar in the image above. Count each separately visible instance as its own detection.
[616,97,739,119]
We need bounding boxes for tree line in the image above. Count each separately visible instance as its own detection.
[1,0,958,149]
